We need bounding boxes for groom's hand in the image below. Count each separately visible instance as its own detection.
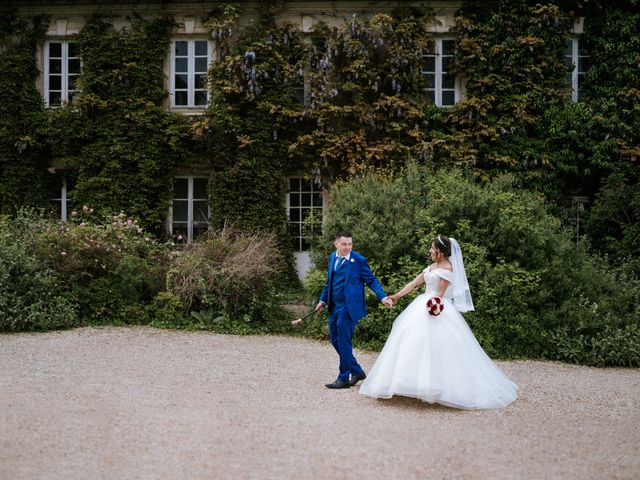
[315,302,326,312]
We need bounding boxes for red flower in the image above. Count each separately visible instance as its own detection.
[426,296,444,316]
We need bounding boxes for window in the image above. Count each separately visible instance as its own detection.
[572,196,589,244]
[47,173,74,220]
[564,38,589,102]
[171,177,209,243]
[423,38,458,107]
[44,41,80,107]
[171,40,211,108]
[286,177,323,251]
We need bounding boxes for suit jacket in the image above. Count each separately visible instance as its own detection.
[319,250,387,322]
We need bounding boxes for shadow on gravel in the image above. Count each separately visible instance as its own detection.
[364,395,467,413]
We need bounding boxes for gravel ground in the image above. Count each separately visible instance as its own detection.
[1,326,638,480]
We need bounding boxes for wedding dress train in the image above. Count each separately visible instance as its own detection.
[359,267,518,409]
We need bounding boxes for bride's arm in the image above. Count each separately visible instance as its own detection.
[437,278,450,298]
[389,273,425,302]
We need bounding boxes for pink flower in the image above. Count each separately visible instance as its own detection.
[60,251,67,256]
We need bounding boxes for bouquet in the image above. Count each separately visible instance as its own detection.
[426,296,444,316]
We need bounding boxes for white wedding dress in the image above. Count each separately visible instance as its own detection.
[359,266,518,409]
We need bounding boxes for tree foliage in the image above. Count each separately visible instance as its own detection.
[311,165,640,366]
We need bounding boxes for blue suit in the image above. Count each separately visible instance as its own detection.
[320,250,387,382]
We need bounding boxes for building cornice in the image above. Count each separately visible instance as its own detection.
[11,1,462,17]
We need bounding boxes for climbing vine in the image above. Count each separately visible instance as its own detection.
[436,3,572,181]
[0,1,638,266]
[396,0,640,217]
[200,3,309,256]
[290,8,434,180]
[51,15,192,235]
[0,12,49,214]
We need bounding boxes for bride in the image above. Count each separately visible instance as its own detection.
[359,235,518,409]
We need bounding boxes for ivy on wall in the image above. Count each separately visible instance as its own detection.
[0,1,638,267]
[439,3,573,184]
[393,0,640,219]
[0,13,49,214]
[289,7,435,179]
[53,15,192,235]
[580,5,640,268]
[199,2,309,267]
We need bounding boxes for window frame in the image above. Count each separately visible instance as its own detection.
[170,176,210,243]
[422,37,459,108]
[50,175,70,221]
[564,37,588,102]
[285,176,324,252]
[169,39,213,110]
[43,40,80,108]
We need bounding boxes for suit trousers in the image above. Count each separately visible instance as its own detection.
[328,302,364,382]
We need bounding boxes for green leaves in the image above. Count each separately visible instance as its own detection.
[313,164,640,364]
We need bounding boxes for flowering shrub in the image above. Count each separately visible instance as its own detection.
[15,208,168,324]
[30,208,160,277]
[3,210,291,331]
[0,214,76,331]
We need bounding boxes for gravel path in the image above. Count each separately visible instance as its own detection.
[1,327,638,480]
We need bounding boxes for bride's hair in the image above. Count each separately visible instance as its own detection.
[433,235,452,257]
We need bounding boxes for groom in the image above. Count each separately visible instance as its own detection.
[316,231,392,389]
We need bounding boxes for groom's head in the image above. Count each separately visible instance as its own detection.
[334,231,353,257]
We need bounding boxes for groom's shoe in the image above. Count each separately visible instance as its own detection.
[325,379,350,389]
[349,372,367,386]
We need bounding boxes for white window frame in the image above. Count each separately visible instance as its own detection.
[169,39,212,109]
[43,40,80,108]
[572,195,589,244]
[285,176,324,252]
[565,37,588,102]
[170,176,210,243]
[51,175,70,220]
[422,37,459,107]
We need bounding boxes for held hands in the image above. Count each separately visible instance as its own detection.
[381,296,394,308]
[381,294,401,308]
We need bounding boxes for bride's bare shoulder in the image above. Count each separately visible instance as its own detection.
[437,261,453,272]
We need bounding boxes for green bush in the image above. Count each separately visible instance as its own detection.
[165,226,285,325]
[585,171,640,277]
[0,215,76,332]
[303,268,326,302]
[310,164,639,365]
[1,211,293,333]
[14,208,168,324]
